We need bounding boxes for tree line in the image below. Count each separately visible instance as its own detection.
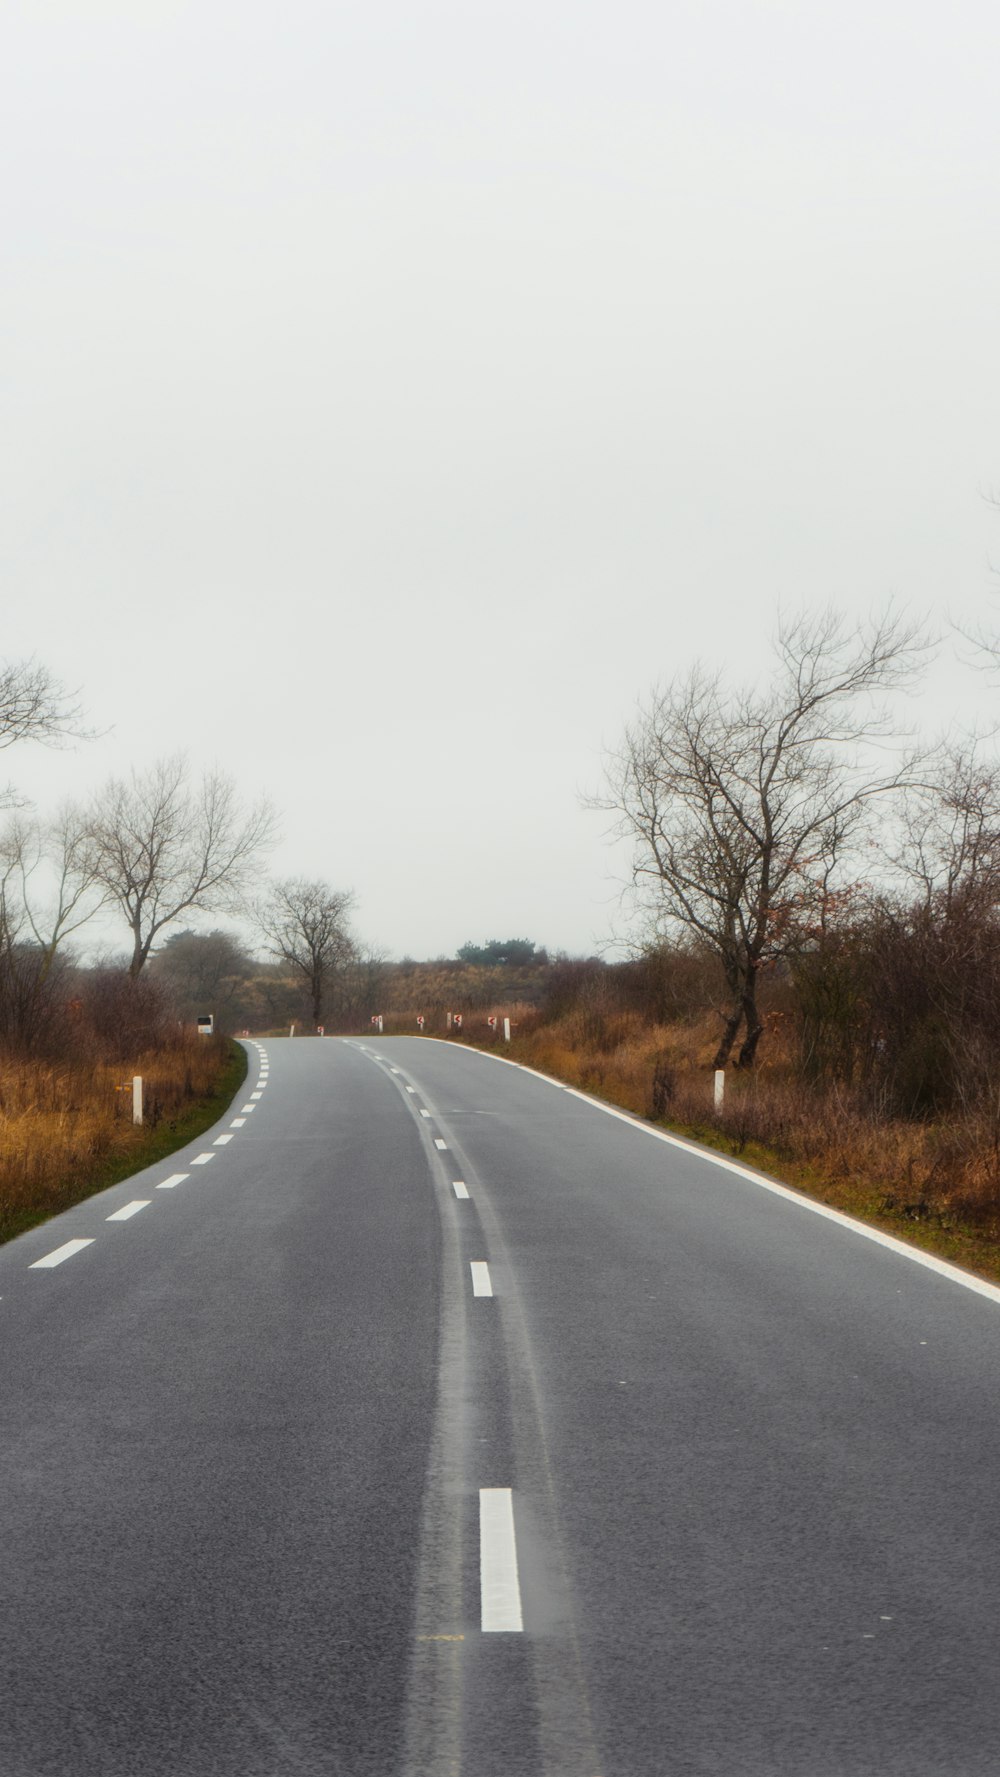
[0,660,359,1051]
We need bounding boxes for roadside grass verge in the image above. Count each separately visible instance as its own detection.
[0,1037,247,1247]
[462,1009,1000,1289]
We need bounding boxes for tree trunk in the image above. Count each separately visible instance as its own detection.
[736,984,764,1068]
[713,1008,743,1069]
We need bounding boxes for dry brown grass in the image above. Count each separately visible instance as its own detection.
[0,1035,239,1241]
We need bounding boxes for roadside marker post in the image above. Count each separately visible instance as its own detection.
[503,1018,511,1042]
[714,1069,725,1110]
[132,1076,143,1125]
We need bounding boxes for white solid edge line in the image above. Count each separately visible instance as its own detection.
[453,1180,470,1199]
[480,1489,523,1632]
[213,1133,234,1145]
[30,1238,94,1269]
[459,1042,1000,1310]
[190,1153,215,1165]
[470,1260,493,1297]
[156,1172,189,1189]
[106,1201,150,1221]
[434,1138,448,1150]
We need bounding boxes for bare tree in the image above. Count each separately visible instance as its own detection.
[0,657,90,807]
[601,609,929,1068]
[888,738,1000,914]
[257,878,356,1026]
[89,756,276,975]
[1,805,107,978]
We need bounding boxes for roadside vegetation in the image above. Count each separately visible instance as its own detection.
[0,968,246,1245]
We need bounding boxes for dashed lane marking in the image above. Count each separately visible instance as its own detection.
[470,1261,494,1297]
[480,1489,523,1632]
[453,1180,470,1199]
[30,1239,94,1269]
[157,1173,189,1190]
[213,1133,234,1146]
[106,1201,150,1222]
[419,1109,432,1119]
[434,1138,448,1151]
[190,1153,215,1166]
[230,1118,246,1128]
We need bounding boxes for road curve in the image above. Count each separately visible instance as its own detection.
[3,1035,1000,1775]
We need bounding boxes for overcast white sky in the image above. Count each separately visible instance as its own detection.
[3,0,999,961]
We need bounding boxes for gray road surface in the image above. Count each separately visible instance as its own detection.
[3,1034,1000,1775]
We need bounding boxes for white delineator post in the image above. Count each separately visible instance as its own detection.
[132,1076,143,1125]
[503,1017,511,1042]
[714,1068,725,1110]
[290,1023,296,1038]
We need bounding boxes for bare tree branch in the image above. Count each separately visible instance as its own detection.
[0,657,93,808]
[89,756,277,974]
[0,804,108,977]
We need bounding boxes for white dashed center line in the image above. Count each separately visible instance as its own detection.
[453,1180,470,1199]
[241,1104,256,1113]
[106,1201,150,1222]
[157,1173,189,1190]
[250,1092,262,1100]
[230,1117,246,1128]
[480,1489,523,1632]
[419,1109,432,1119]
[405,1086,416,1094]
[190,1153,215,1166]
[213,1133,234,1146]
[30,1239,94,1269]
[470,1261,493,1297]
[434,1138,448,1151]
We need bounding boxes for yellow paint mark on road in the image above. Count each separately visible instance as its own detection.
[416,1634,466,1642]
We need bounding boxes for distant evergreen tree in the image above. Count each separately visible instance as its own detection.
[456,937,538,967]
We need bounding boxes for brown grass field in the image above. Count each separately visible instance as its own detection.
[0,1036,246,1245]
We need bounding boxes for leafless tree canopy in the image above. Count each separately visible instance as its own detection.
[888,740,1000,915]
[602,609,929,1067]
[0,805,108,977]
[257,878,356,1026]
[0,657,90,808]
[89,756,276,975]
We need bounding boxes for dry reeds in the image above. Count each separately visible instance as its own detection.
[0,1035,233,1239]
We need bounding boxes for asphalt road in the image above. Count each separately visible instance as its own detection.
[4,1035,1000,1775]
